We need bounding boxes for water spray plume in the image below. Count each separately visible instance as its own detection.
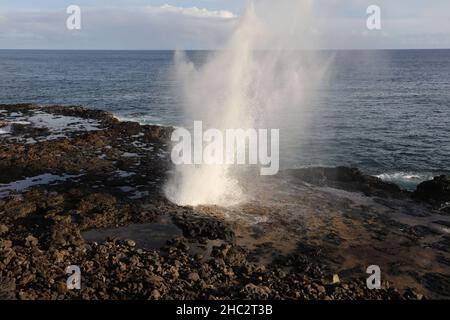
[165,0,327,207]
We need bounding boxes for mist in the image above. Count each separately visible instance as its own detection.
[164,0,330,207]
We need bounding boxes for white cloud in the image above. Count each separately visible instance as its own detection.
[0,5,238,49]
[155,4,236,19]
[0,2,449,50]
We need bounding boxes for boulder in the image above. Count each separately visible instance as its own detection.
[413,176,450,210]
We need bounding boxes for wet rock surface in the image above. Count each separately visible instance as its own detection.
[283,167,406,198]
[1,104,449,300]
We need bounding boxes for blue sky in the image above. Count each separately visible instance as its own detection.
[0,0,449,49]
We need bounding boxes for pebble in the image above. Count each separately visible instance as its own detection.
[332,274,340,284]
[150,289,161,300]
[25,235,39,247]
[187,272,200,282]
[125,239,136,247]
[0,224,9,235]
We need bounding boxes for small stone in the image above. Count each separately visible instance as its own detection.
[332,274,340,284]
[53,250,65,263]
[187,272,200,282]
[0,239,12,249]
[56,282,67,295]
[0,224,8,235]
[146,275,164,286]
[194,253,204,260]
[242,283,271,299]
[169,266,179,279]
[150,289,161,300]
[125,239,136,247]
[316,285,326,294]
[25,235,39,247]
[0,277,16,300]
[404,288,424,300]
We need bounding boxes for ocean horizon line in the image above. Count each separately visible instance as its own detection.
[1,48,450,52]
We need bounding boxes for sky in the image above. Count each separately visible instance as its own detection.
[0,0,449,50]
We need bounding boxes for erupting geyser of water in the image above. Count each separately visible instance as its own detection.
[165,0,327,207]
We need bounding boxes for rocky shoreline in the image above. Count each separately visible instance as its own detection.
[1,104,449,300]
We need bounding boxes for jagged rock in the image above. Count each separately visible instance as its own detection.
[0,239,12,249]
[25,235,39,247]
[146,275,164,287]
[241,283,271,299]
[0,278,16,300]
[414,175,450,210]
[403,288,424,300]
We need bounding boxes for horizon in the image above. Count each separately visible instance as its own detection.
[2,48,450,51]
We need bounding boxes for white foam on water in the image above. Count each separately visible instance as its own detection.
[28,111,100,133]
[115,170,136,178]
[376,172,434,191]
[1,110,102,142]
[0,125,11,135]
[113,114,162,126]
[11,121,31,125]
[122,152,139,158]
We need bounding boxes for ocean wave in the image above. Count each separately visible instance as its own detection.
[375,172,434,191]
[113,114,163,126]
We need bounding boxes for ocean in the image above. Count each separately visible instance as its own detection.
[1,49,449,190]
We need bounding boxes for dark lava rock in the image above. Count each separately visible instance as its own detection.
[413,176,450,209]
[422,273,450,297]
[11,123,49,136]
[25,235,39,247]
[0,277,16,300]
[434,220,450,228]
[408,225,441,238]
[430,236,450,253]
[241,283,271,299]
[0,104,425,300]
[173,214,235,242]
[284,167,404,198]
[403,288,424,300]
[437,255,450,267]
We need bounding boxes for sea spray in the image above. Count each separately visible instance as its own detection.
[165,0,328,206]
